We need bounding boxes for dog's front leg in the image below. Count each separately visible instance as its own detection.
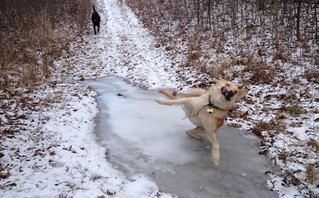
[209,131,220,166]
[202,118,220,166]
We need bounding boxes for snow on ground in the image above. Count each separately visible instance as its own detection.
[56,0,319,196]
[0,0,181,197]
[55,0,183,90]
[0,83,174,197]
[1,0,318,197]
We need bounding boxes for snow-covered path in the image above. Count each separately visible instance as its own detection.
[62,0,180,90]
[100,0,179,89]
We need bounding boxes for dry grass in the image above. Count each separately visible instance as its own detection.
[90,174,103,182]
[306,165,319,185]
[0,0,92,90]
[187,51,201,62]
[305,69,319,83]
[242,56,276,84]
[209,68,224,80]
[186,36,202,66]
[284,171,302,186]
[0,163,10,179]
[251,119,286,140]
[307,138,319,153]
[0,0,92,162]
[281,105,304,117]
[251,121,273,139]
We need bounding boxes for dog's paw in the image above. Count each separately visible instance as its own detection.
[155,97,166,105]
[185,130,205,141]
[212,157,220,166]
[212,149,220,166]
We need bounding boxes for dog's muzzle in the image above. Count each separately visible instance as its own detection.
[221,86,234,101]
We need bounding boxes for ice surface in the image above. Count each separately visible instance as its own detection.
[85,77,278,198]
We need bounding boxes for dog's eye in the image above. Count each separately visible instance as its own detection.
[234,91,237,94]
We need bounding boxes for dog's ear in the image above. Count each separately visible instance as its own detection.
[238,89,248,99]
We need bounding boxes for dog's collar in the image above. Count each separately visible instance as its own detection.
[207,94,226,112]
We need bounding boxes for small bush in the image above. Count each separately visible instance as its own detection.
[305,69,319,83]
[281,105,304,117]
[306,165,319,185]
[307,139,319,153]
[243,59,276,84]
[187,51,201,62]
[252,119,286,139]
[251,121,273,139]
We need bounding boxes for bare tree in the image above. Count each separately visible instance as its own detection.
[315,0,318,43]
[296,0,302,41]
[207,0,212,29]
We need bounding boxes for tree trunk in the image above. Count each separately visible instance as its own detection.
[315,0,318,44]
[207,0,211,29]
[184,0,190,23]
[196,0,200,25]
[296,0,301,41]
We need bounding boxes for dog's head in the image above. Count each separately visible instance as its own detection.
[209,75,248,110]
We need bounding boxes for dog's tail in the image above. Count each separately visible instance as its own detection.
[158,90,178,99]
[92,5,96,12]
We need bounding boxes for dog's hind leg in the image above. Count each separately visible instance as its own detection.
[186,127,205,141]
[155,97,192,106]
[177,88,206,97]
[158,90,178,99]
[158,89,206,99]
[93,25,97,35]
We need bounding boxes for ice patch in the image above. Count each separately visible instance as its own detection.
[85,77,278,198]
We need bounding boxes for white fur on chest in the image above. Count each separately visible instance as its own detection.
[182,94,210,127]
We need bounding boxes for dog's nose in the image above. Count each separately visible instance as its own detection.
[225,91,234,101]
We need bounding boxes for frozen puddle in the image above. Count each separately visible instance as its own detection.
[85,77,277,198]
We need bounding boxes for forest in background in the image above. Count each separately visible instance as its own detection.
[126,0,319,196]
[0,0,318,197]
[127,0,318,84]
[1,0,317,91]
[0,0,92,90]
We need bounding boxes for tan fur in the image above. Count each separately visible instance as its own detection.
[158,90,178,99]
[155,76,248,165]
[118,0,123,5]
